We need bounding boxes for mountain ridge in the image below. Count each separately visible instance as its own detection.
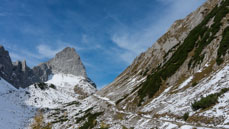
[0,46,95,88]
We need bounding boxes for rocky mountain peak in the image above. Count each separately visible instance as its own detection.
[46,47,87,77]
[13,60,28,72]
[0,45,93,88]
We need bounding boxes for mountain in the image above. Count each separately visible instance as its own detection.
[0,46,97,129]
[37,0,229,128]
[33,47,88,82]
[1,0,229,128]
[0,46,95,88]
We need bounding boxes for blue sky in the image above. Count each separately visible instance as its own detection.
[0,0,206,89]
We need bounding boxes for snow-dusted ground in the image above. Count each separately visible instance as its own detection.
[26,74,96,108]
[0,73,96,129]
[47,74,96,96]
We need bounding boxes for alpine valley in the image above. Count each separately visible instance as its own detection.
[1,0,229,129]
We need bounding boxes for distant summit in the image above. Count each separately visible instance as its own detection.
[47,47,87,77]
[0,46,95,88]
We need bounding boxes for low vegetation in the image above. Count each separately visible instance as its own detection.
[34,82,49,90]
[31,111,52,129]
[49,84,56,89]
[192,82,198,87]
[192,88,229,111]
[183,112,189,121]
[34,83,57,90]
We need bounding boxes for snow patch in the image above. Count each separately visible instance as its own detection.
[178,76,193,89]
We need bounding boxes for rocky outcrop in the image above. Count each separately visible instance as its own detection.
[12,60,39,88]
[0,46,38,88]
[0,46,95,88]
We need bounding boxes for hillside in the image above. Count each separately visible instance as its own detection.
[40,0,229,128]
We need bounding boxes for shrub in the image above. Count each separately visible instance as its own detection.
[35,82,48,90]
[192,82,198,87]
[192,94,218,111]
[183,112,189,121]
[49,84,56,89]
[216,58,224,65]
[192,88,229,111]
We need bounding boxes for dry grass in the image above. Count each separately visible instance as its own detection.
[190,60,215,86]
[113,112,125,120]
[188,115,223,125]
[100,122,109,128]
[169,74,188,94]
[30,111,52,129]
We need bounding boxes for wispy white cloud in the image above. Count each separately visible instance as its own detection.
[37,44,63,58]
[111,0,206,64]
[1,38,101,67]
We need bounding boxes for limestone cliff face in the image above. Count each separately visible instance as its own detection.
[47,47,87,77]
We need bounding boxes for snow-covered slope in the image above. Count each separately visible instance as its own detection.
[0,78,35,129]
[25,74,96,108]
[0,73,96,129]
